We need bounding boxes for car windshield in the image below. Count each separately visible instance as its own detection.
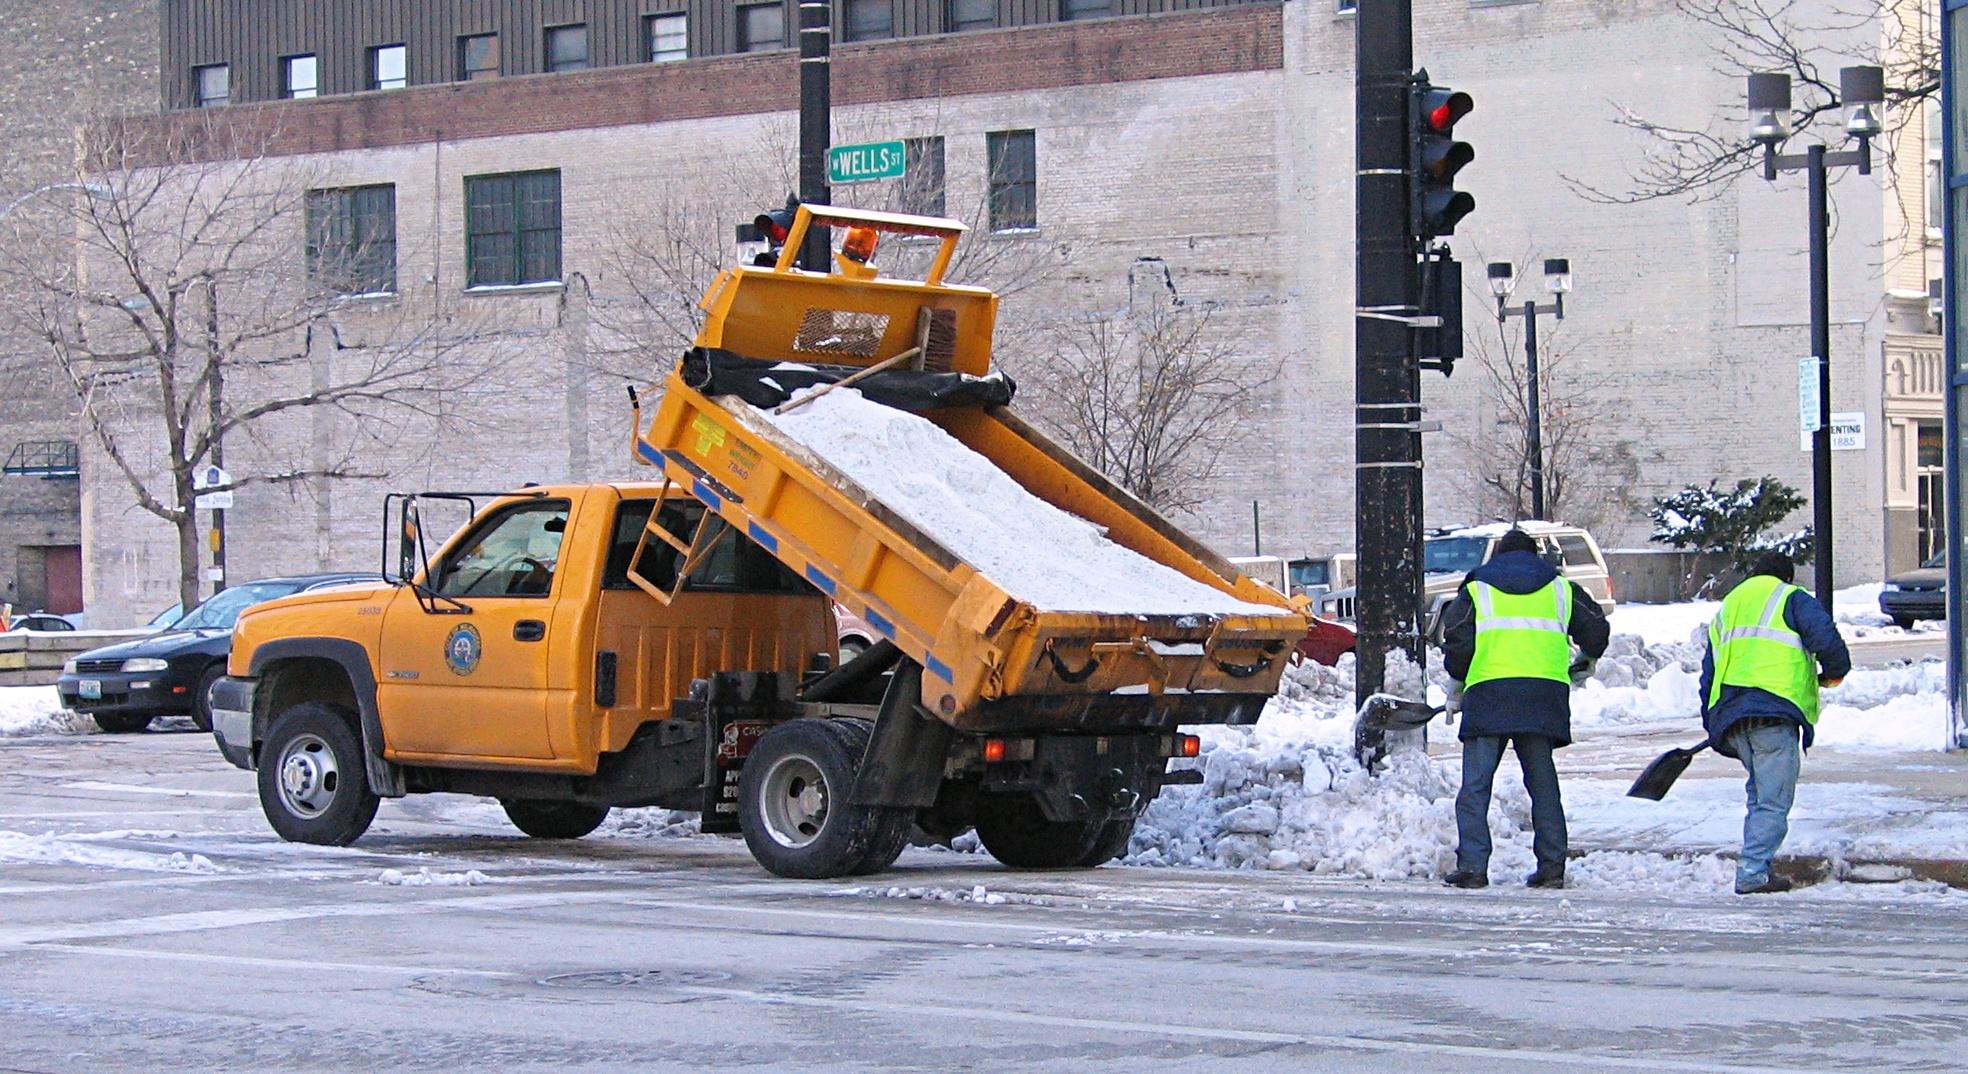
[172,582,304,631]
[1424,537,1489,574]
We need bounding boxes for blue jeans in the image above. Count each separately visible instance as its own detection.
[1455,734,1565,874]
[1728,721,1801,887]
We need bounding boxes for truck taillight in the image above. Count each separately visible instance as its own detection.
[983,738,1006,763]
[1177,733,1200,758]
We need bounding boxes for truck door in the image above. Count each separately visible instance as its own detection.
[377,496,574,763]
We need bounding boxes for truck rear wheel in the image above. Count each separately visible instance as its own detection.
[975,792,1136,869]
[257,703,379,846]
[502,799,610,839]
[738,718,909,879]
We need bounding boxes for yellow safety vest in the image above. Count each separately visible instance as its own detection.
[1707,575,1820,723]
[1465,579,1573,687]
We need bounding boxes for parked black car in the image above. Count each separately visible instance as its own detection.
[1879,552,1947,629]
[56,574,378,734]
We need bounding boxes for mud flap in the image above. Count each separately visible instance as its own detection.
[696,672,786,833]
[849,660,953,809]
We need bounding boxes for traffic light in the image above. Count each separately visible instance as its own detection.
[737,196,802,264]
[1410,74,1474,241]
[1416,251,1462,376]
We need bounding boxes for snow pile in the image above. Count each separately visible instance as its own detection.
[1833,583,1892,628]
[0,830,217,872]
[1572,634,1705,728]
[1608,602,1718,648]
[598,808,703,840]
[1564,850,1738,892]
[0,686,92,736]
[1816,693,1948,751]
[376,866,491,886]
[763,388,1283,617]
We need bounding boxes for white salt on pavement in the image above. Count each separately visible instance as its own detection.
[763,388,1284,617]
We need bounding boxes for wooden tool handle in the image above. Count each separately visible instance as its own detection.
[772,346,921,415]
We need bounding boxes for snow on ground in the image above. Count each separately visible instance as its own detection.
[0,830,218,873]
[0,686,93,736]
[763,388,1284,617]
[1612,585,1943,644]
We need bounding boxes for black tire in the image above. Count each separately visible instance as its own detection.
[92,713,153,734]
[502,799,610,839]
[738,718,908,879]
[975,792,1131,869]
[1893,615,1917,630]
[256,703,379,846]
[818,719,912,876]
[190,664,225,734]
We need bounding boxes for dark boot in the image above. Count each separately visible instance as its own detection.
[1526,863,1566,889]
[1735,874,1794,895]
[1443,869,1488,889]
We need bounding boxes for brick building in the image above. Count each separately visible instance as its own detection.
[73,0,1937,624]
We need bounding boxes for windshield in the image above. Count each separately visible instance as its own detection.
[173,582,303,631]
[1424,537,1489,574]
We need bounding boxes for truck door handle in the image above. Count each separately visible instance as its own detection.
[513,620,546,642]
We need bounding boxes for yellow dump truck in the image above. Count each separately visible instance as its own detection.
[211,205,1306,878]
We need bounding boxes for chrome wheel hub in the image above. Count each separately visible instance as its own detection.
[759,754,830,849]
[276,733,339,819]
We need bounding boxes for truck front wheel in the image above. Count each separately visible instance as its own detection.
[502,799,610,839]
[975,792,1136,869]
[738,718,909,879]
[257,703,379,846]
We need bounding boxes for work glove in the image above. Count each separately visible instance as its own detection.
[1443,681,1463,719]
[1569,659,1595,688]
[1818,673,1844,689]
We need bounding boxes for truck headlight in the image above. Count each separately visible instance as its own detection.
[121,658,170,672]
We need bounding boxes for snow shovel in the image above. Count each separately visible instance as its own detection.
[1354,694,1441,771]
[1627,742,1709,801]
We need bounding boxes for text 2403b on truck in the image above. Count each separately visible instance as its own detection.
[211,205,1309,878]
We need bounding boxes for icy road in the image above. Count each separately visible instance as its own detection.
[0,728,1964,1073]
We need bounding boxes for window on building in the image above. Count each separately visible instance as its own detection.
[459,33,500,80]
[194,64,230,108]
[901,137,946,216]
[647,14,688,61]
[1929,103,1944,236]
[371,44,407,90]
[1060,0,1111,20]
[987,129,1036,231]
[306,184,397,296]
[1919,421,1946,562]
[948,0,997,31]
[1336,0,1357,12]
[739,3,786,51]
[845,0,894,40]
[283,55,318,98]
[546,24,589,72]
[465,170,562,288]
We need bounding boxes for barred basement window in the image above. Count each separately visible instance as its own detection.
[459,33,500,80]
[466,170,562,288]
[306,185,397,296]
[902,137,946,217]
[987,129,1036,231]
[647,14,688,62]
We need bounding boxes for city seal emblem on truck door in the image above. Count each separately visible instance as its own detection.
[444,623,482,676]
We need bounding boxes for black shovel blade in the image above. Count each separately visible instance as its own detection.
[1627,744,1706,801]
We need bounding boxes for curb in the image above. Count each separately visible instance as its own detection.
[1567,846,1968,890]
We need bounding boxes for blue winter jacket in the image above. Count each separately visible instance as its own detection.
[1440,550,1611,747]
[1698,583,1851,753]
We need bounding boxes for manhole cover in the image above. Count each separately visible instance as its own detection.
[537,969,732,989]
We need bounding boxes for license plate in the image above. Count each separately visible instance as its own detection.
[78,680,101,700]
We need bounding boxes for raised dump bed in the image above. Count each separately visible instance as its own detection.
[636,205,1306,734]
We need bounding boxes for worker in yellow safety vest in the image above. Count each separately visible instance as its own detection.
[1439,528,1609,890]
[1700,551,1849,895]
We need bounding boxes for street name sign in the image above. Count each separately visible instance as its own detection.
[828,141,907,185]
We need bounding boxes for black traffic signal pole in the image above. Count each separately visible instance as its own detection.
[1355,0,1424,698]
[798,0,831,272]
[1806,143,1834,608]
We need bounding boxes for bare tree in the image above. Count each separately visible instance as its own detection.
[1448,308,1644,530]
[1017,278,1271,516]
[0,113,499,612]
[1567,0,1933,203]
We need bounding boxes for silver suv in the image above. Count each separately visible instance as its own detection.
[1316,522,1616,641]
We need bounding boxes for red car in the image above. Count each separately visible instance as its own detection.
[1292,613,1356,667]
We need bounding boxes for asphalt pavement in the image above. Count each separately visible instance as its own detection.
[0,729,1963,1072]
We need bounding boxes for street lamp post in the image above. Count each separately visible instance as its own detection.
[1745,66,1884,609]
[1487,258,1573,520]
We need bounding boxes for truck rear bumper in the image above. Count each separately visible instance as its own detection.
[958,691,1268,734]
